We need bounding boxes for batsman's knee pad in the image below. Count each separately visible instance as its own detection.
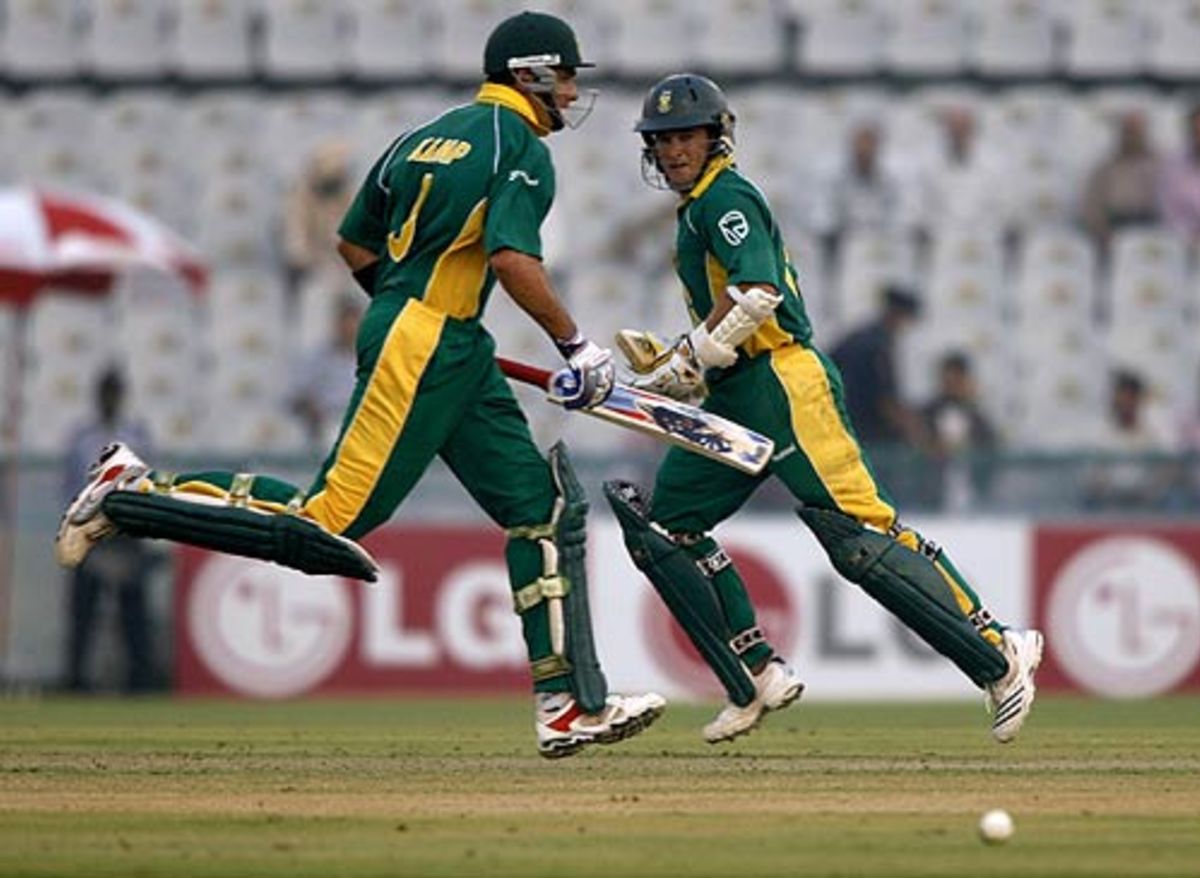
[102,489,379,581]
[798,506,1006,686]
[605,480,757,707]
[508,442,608,713]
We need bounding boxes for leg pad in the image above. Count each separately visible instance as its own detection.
[103,491,379,582]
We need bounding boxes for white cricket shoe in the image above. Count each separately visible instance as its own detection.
[55,442,149,568]
[536,691,666,759]
[985,629,1044,744]
[703,658,805,744]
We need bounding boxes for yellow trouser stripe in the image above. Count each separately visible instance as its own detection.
[304,299,446,533]
[771,345,895,530]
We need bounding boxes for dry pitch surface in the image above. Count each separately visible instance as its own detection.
[1,696,1197,877]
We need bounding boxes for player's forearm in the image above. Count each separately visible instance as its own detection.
[490,248,577,343]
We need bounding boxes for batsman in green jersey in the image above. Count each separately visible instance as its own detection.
[55,11,665,758]
[606,74,1043,745]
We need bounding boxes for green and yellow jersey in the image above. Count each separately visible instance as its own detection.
[339,83,556,321]
[672,156,813,362]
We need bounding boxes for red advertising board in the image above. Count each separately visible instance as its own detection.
[1034,525,1200,697]
[175,527,531,697]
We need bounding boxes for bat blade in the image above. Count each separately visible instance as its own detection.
[496,357,774,475]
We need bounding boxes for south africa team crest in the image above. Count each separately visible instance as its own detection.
[657,89,673,114]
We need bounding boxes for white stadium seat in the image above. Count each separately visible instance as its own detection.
[346,0,435,79]
[969,0,1057,77]
[261,0,347,80]
[1146,0,1200,79]
[1013,228,1098,329]
[609,0,701,76]
[694,0,788,74]
[1106,228,1190,328]
[1063,0,1148,78]
[885,0,969,76]
[0,0,83,79]
[925,226,1008,326]
[795,0,886,75]
[178,91,269,179]
[84,0,168,79]
[171,0,255,79]
[262,91,354,183]
[833,228,918,330]
[8,90,99,191]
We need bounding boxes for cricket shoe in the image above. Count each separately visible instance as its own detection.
[536,691,667,759]
[703,657,805,744]
[55,442,149,568]
[985,629,1044,744]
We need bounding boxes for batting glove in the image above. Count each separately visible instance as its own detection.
[630,334,706,401]
[551,334,615,410]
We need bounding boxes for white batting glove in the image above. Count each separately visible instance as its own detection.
[550,336,615,410]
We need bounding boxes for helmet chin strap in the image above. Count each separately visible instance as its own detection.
[640,133,733,193]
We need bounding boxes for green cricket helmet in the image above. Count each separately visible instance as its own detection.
[634,73,735,190]
[483,11,594,75]
[482,11,596,131]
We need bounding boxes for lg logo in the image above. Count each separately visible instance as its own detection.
[1047,536,1200,697]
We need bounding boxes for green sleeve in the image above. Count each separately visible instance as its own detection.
[337,138,404,254]
[484,124,555,259]
[699,187,779,287]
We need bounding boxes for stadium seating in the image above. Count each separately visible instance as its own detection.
[84,0,169,79]
[969,0,1057,77]
[884,0,970,76]
[0,0,83,80]
[345,0,435,80]
[170,0,255,80]
[260,1,347,80]
[1,3,1198,460]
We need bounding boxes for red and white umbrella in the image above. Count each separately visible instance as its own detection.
[0,187,207,306]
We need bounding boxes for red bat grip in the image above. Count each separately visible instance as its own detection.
[496,356,552,390]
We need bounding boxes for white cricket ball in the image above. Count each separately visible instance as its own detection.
[978,809,1014,845]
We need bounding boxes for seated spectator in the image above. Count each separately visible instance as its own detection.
[1083,368,1181,509]
[822,121,907,249]
[918,104,1008,235]
[1081,109,1162,251]
[288,295,362,450]
[921,351,998,510]
[1158,100,1200,249]
[282,140,356,316]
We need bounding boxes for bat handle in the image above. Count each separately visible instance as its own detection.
[496,356,552,390]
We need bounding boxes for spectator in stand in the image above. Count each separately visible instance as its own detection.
[282,140,357,316]
[830,285,926,455]
[1081,109,1162,252]
[1159,100,1200,249]
[918,105,1007,236]
[922,350,998,510]
[822,121,905,253]
[61,367,158,693]
[288,294,362,450]
[1084,368,1181,509]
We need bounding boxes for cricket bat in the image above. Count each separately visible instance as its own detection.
[496,357,774,475]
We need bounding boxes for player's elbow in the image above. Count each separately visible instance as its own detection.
[489,247,533,275]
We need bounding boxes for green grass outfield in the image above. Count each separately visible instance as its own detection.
[1,695,1197,878]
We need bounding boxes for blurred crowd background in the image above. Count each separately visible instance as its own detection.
[3,0,1200,518]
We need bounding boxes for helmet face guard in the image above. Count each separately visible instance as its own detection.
[635,73,735,191]
[484,12,597,132]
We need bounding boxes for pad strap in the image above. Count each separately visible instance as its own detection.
[730,626,766,656]
[513,575,570,613]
